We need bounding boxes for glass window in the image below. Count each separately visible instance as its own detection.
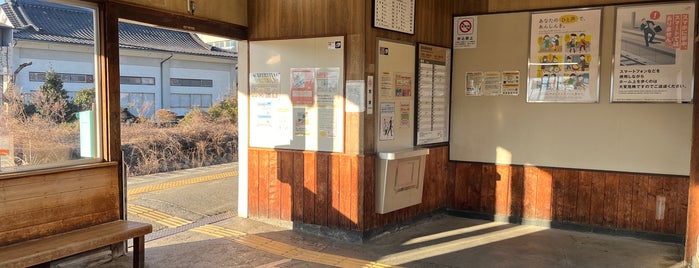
[121,92,156,117]
[170,78,213,87]
[169,93,212,108]
[28,72,93,83]
[120,76,156,85]
[191,94,201,107]
[201,95,212,108]
[0,1,100,173]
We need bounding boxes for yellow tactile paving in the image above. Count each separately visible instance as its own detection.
[191,224,400,268]
[127,171,238,197]
[127,204,192,228]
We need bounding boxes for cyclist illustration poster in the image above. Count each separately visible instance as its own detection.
[612,3,695,102]
[527,9,601,103]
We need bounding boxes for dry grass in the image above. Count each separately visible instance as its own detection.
[121,119,238,176]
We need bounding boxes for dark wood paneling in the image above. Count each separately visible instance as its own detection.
[329,155,342,228]
[0,164,119,246]
[248,149,259,217]
[509,166,524,218]
[248,146,450,232]
[603,173,619,227]
[535,167,552,220]
[268,152,281,220]
[315,153,329,226]
[259,150,270,218]
[109,1,246,40]
[453,1,489,15]
[303,152,317,224]
[292,151,305,221]
[452,162,689,235]
[589,171,606,226]
[280,151,293,221]
[523,166,539,219]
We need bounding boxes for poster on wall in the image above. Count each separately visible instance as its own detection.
[373,0,415,34]
[416,43,451,146]
[379,102,395,140]
[290,68,315,105]
[453,16,477,49]
[611,2,695,102]
[249,72,291,146]
[527,9,601,103]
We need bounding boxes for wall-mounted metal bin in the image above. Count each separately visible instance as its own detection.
[375,147,430,214]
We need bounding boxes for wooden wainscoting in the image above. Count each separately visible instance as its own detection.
[452,162,688,235]
[248,148,362,230]
[248,146,451,232]
[362,146,450,231]
[0,163,120,246]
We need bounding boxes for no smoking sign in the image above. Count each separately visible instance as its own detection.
[459,19,473,34]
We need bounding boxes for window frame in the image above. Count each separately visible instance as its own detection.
[0,0,103,174]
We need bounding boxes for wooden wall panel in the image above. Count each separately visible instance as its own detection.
[362,146,450,231]
[292,151,305,221]
[248,146,450,232]
[280,152,293,221]
[487,0,655,13]
[0,164,120,246]
[452,162,689,235]
[453,1,489,15]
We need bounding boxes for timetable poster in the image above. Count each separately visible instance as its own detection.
[373,0,415,34]
[527,9,601,103]
[612,3,695,102]
[416,43,450,146]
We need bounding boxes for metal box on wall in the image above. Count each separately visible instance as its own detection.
[375,147,429,214]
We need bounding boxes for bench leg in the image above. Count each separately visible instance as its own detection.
[133,236,145,268]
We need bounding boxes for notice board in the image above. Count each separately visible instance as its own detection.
[376,39,416,151]
[450,7,692,175]
[249,37,344,152]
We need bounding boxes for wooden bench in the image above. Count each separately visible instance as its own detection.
[0,220,152,268]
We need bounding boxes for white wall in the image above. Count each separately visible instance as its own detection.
[11,42,236,117]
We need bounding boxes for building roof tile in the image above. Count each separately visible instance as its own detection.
[2,0,236,59]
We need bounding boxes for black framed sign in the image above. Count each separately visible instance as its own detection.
[373,0,415,34]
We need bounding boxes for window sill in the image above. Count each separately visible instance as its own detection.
[0,161,118,181]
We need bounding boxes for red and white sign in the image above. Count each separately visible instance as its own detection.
[454,16,477,49]
[0,149,9,156]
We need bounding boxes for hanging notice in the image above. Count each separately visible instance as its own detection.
[379,102,395,141]
[294,111,309,136]
[502,71,521,96]
[612,3,695,102]
[290,68,315,105]
[316,68,340,106]
[400,102,410,128]
[416,43,450,145]
[465,71,484,96]
[379,71,394,99]
[482,71,503,96]
[249,72,291,146]
[373,0,415,34]
[527,9,601,103]
[394,73,413,97]
[454,16,477,49]
[345,80,365,112]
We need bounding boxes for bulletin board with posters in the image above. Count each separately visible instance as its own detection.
[248,36,345,153]
[450,7,692,176]
[376,39,416,151]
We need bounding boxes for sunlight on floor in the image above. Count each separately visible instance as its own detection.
[381,225,545,265]
[401,221,507,246]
